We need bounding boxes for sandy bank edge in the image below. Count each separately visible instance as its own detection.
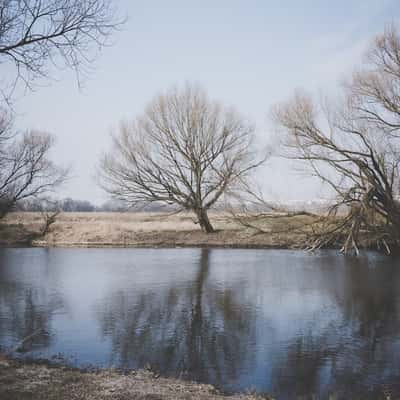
[0,354,272,400]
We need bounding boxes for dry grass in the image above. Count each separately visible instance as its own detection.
[0,354,271,400]
[0,211,313,248]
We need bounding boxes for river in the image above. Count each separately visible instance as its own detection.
[0,248,399,399]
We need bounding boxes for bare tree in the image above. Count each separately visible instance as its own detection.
[0,1,121,216]
[272,25,400,254]
[0,113,67,217]
[100,85,265,233]
[38,200,61,236]
[0,0,122,100]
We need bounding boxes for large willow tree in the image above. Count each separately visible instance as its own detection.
[273,25,400,254]
[100,85,264,233]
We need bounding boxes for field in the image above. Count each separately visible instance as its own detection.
[0,211,312,248]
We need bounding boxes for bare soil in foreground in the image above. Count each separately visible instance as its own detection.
[0,211,310,248]
[0,354,270,400]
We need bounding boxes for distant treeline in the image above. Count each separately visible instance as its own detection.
[15,198,173,213]
[14,197,332,214]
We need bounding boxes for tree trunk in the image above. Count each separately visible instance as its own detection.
[0,200,12,220]
[195,208,214,233]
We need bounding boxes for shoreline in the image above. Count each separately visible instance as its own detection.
[6,240,301,249]
[0,353,271,400]
[0,211,309,249]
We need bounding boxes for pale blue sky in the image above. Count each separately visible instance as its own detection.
[12,0,400,204]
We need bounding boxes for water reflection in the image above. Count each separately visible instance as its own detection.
[0,249,64,353]
[96,249,256,386]
[267,255,400,399]
[0,248,399,399]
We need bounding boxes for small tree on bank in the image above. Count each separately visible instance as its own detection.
[100,85,265,233]
[272,25,400,254]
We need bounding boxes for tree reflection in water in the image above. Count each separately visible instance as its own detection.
[267,254,400,399]
[96,249,256,386]
[1,248,400,399]
[0,249,64,353]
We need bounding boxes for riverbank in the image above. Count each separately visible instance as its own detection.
[0,211,312,248]
[0,354,270,400]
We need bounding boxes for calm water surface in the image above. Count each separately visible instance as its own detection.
[0,248,399,399]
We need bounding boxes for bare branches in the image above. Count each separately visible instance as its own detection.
[0,1,120,215]
[272,25,400,254]
[0,0,123,100]
[37,199,61,236]
[0,116,68,217]
[100,84,266,233]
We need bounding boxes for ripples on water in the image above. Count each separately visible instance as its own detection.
[0,248,399,399]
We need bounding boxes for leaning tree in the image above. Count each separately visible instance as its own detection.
[100,85,265,232]
[273,25,400,254]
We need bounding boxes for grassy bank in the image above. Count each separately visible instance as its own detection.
[0,354,270,400]
[0,211,312,249]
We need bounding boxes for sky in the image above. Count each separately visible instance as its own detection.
[11,0,400,205]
